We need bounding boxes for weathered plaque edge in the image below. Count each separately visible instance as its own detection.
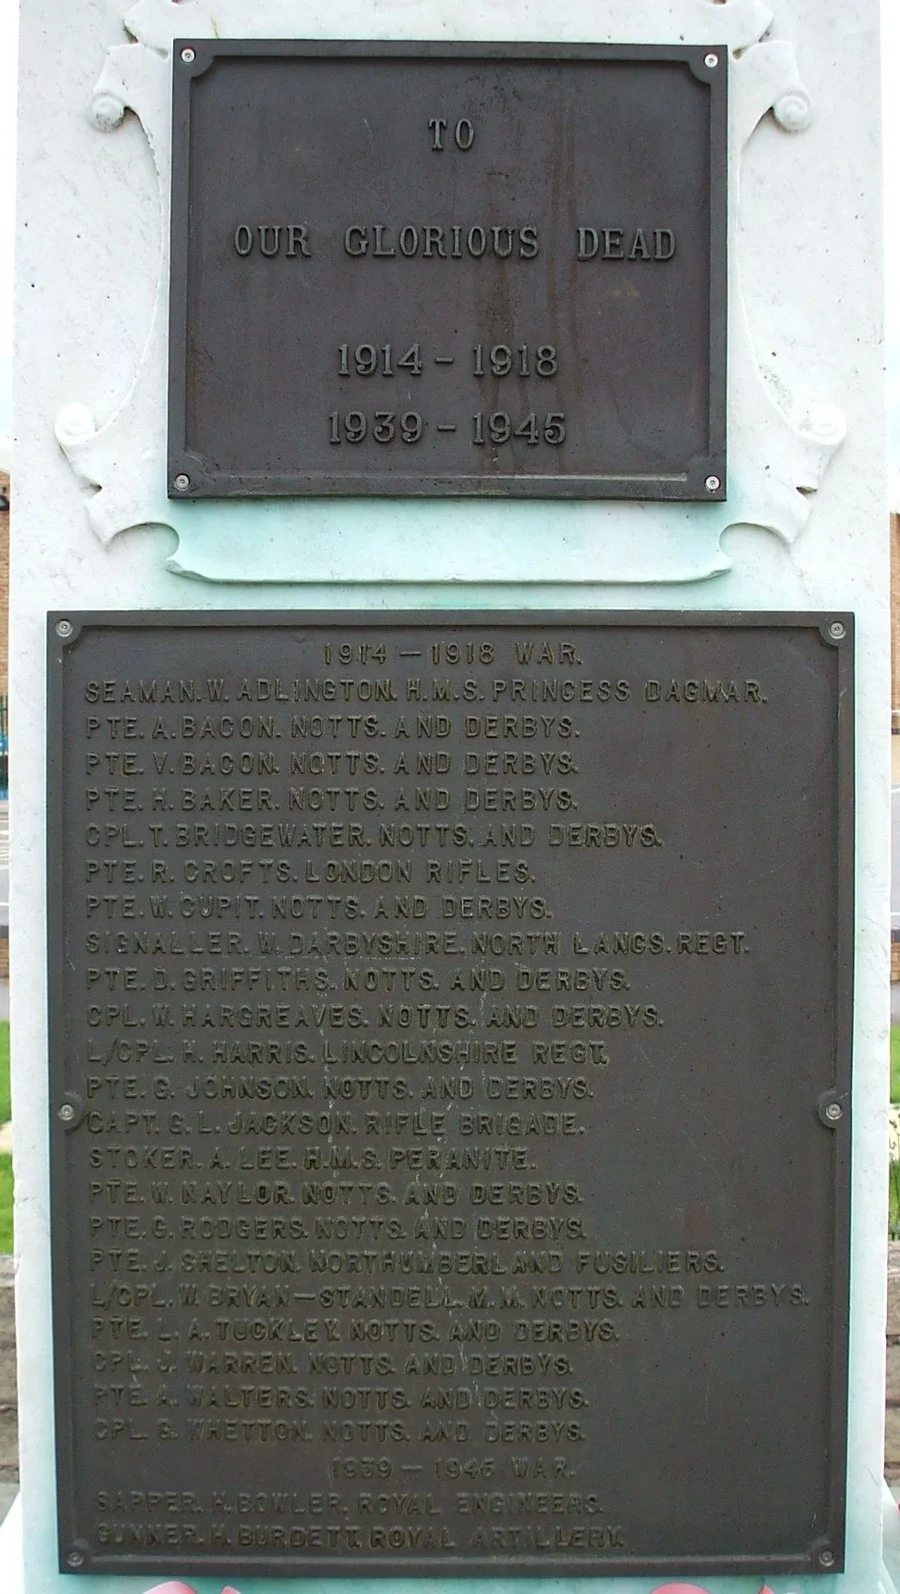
[48,643,82,1576]
[47,610,852,1579]
[167,42,727,504]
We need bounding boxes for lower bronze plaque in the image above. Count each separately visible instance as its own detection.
[49,613,851,1579]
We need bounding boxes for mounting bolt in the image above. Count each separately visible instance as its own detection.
[66,1550,84,1569]
[58,1103,76,1125]
[704,52,719,69]
[173,473,191,492]
[829,621,846,641]
[824,1102,843,1123]
[705,475,721,493]
[818,1548,836,1569]
[55,619,73,639]
[181,47,195,64]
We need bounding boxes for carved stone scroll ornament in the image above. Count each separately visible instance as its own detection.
[56,0,845,584]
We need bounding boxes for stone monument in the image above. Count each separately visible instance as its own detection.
[13,2,889,1592]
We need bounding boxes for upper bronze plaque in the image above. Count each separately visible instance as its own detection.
[168,44,727,500]
[50,613,850,1581]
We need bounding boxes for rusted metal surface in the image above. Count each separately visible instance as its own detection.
[168,44,727,500]
[49,612,850,1578]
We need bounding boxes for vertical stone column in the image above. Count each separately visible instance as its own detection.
[13,2,887,1592]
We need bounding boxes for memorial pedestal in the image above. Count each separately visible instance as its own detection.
[13,2,888,1592]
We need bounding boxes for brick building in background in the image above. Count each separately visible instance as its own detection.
[885,510,892,981]
[893,512,900,739]
[0,472,8,983]
[0,475,7,703]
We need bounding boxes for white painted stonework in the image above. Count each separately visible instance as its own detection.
[13,2,887,1593]
[53,0,844,584]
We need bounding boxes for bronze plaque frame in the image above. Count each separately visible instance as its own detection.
[49,612,851,1579]
[168,43,727,501]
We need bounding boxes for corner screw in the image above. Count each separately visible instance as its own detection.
[173,473,191,492]
[66,1550,84,1568]
[825,1102,843,1123]
[818,1548,836,1568]
[705,475,721,493]
[58,1103,76,1125]
[55,619,73,639]
[829,621,846,641]
[704,52,719,69]
[181,48,195,64]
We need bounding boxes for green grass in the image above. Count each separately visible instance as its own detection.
[890,1029,900,1235]
[0,1022,10,1125]
[0,1157,12,1254]
[0,1024,11,1251]
[891,1157,900,1239]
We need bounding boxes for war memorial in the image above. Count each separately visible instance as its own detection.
[11,2,889,1591]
